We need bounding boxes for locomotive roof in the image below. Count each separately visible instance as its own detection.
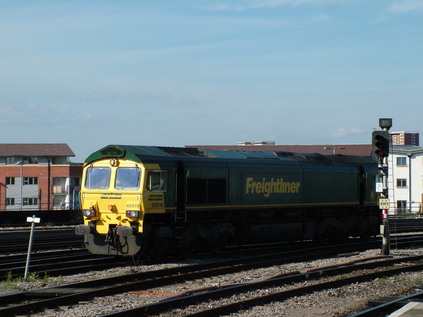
[85,144,376,166]
[85,145,282,163]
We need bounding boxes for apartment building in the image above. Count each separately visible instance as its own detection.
[0,144,82,211]
[388,145,423,213]
[390,131,419,146]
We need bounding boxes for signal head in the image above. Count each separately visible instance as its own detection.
[372,130,390,159]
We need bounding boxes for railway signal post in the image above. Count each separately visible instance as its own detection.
[372,118,392,255]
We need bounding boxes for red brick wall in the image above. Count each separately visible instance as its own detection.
[0,164,82,210]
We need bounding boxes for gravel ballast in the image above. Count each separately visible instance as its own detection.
[1,248,423,317]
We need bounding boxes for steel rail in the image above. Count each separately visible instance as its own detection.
[105,256,423,316]
[0,242,387,316]
[349,290,423,316]
[0,254,124,280]
[1,238,422,316]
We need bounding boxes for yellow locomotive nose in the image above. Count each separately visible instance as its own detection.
[77,155,146,255]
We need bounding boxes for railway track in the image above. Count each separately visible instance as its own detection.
[0,242,373,316]
[1,241,422,317]
[0,249,128,280]
[0,233,372,282]
[103,255,423,316]
[351,290,423,316]
[0,227,83,253]
[1,227,422,316]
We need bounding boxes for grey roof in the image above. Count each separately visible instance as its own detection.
[392,145,423,155]
[0,143,75,157]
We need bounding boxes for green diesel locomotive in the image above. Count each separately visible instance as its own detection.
[75,145,380,257]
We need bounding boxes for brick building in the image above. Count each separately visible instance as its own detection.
[0,144,82,211]
[390,131,419,146]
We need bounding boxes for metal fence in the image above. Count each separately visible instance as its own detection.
[391,202,422,215]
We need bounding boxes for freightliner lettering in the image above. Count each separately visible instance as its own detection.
[246,177,301,198]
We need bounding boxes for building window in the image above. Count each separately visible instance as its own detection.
[23,198,38,206]
[23,157,38,164]
[397,200,407,212]
[396,157,407,166]
[6,177,15,185]
[6,198,15,206]
[397,178,407,188]
[24,177,38,185]
[6,157,17,164]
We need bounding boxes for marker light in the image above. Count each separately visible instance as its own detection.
[83,209,96,217]
[126,210,140,218]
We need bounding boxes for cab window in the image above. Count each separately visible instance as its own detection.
[115,167,141,190]
[85,167,111,189]
[147,171,168,192]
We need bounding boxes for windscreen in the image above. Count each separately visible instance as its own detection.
[115,167,141,190]
[85,167,111,189]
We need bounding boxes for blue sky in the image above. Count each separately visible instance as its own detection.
[1,0,422,162]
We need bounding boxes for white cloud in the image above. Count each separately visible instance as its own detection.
[0,101,87,126]
[332,127,362,138]
[389,0,423,13]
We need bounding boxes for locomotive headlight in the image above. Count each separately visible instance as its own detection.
[110,159,119,167]
[83,209,96,217]
[126,210,140,218]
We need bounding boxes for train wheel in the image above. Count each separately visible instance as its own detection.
[316,218,339,244]
[358,215,380,239]
[141,226,175,260]
[212,232,233,252]
[146,237,174,259]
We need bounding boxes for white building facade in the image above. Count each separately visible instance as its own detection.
[388,145,423,214]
